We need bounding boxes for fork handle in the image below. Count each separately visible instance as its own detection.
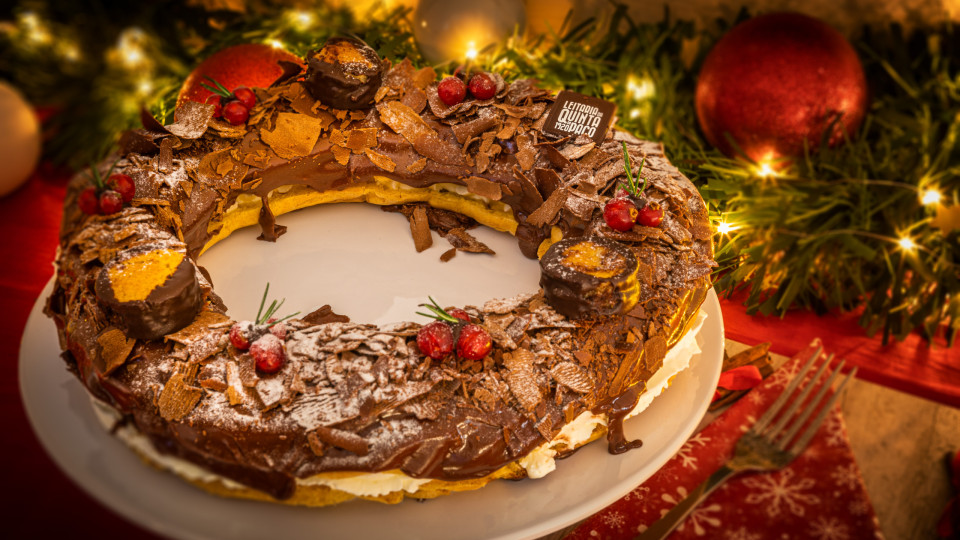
[633,465,738,540]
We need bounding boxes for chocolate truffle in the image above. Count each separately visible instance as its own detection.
[540,236,640,319]
[95,245,202,339]
[304,36,384,109]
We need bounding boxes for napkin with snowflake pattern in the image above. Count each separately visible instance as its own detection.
[567,339,884,540]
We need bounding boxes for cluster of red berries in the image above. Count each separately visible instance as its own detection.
[603,193,664,231]
[415,298,492,361]
[78,162,136,216]
[437,71,498,106]
[202,76,258,126]
[602,143,665,232]
[228,285,299,374]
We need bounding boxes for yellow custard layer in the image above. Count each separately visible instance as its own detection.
[201,178,525,255]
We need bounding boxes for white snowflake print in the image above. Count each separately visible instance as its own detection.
[766,359,803,388]
[748,390,767,405]
[848,499,869,516]
[676,502,722,536]
[676,433,712,470]
[601,511,625,530]
[724,526,761,540]
[623,485,650,502]
[676,445,700,470]
[688,432,712,448]
[809,516,850,540]
[743,468,821,517]
[831,463,859,490]
[660,486,689,510]
[823,408,846,447]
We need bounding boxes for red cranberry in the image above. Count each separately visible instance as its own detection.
[251,334,286,373]
[468,73,496,100]
[456,324,492,360]
[99,190,124,215]
[636,203,665,227]
[603,198,638,231]
[267,317,287,340]
[448,308,471,322]
[438,76,467,106]
[222,100,250,125]
[205,94,223,118]
[107,173,136,203]
[417,321,454,360]
[78,187,100,215]
[229,321,252,350]
[232,87,257,110]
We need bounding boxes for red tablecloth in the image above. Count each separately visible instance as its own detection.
[1,169,955,536]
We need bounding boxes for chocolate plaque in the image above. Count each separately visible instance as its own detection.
[542,90,617,144]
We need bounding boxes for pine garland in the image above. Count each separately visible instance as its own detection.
[0,1,957,345]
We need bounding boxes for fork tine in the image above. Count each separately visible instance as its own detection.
[787,366,858,456]
[776,359,845,450]
[762,354,834,438]
[751,345,822,434]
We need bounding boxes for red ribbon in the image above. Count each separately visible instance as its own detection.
[712,365,764,402]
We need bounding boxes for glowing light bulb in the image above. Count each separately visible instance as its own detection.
[629,109,641,119]
[268,39,285,50]
[717,222,736,235]
[626,77,654,100]
[21,12,51,45]
[136,78,153,96]
[291,10,314,29]
[898,237,916,251]
[921,189,941,206]
[60,43,81,62]
[757,162,776,178]
[465,41,478,60]
[115,28,148,69]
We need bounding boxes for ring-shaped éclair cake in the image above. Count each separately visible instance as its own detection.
[45,37,716,506]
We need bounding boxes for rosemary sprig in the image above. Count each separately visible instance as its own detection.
[618,141,647,198]
[254,283,300,327]
[416,296,461,324]
[85,157,122,190]
[200,76,234,99]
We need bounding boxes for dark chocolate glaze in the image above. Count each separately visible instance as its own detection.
[94,246,202,340]
[46,43,716,501]
[304,37,384,110]
[539,237,639,319]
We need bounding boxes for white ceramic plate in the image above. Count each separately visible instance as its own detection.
[20,203,723,540]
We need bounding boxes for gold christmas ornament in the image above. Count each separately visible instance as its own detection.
[0,82,41,197]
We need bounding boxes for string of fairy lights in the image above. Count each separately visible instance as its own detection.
[713,169,947,255]
[0,2,956,343]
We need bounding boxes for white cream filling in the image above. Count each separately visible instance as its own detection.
[92,308,707,498]
[518,308,707,478]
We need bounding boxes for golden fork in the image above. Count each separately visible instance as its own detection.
[635,346,857,540]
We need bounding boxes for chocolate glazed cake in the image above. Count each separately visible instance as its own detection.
[45,37,716,505]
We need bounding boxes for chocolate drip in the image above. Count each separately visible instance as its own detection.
[256,194,287,242]
[599,384,645,454]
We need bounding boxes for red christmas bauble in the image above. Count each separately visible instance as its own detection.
[176,44,303,108]
[695,12,868,163]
